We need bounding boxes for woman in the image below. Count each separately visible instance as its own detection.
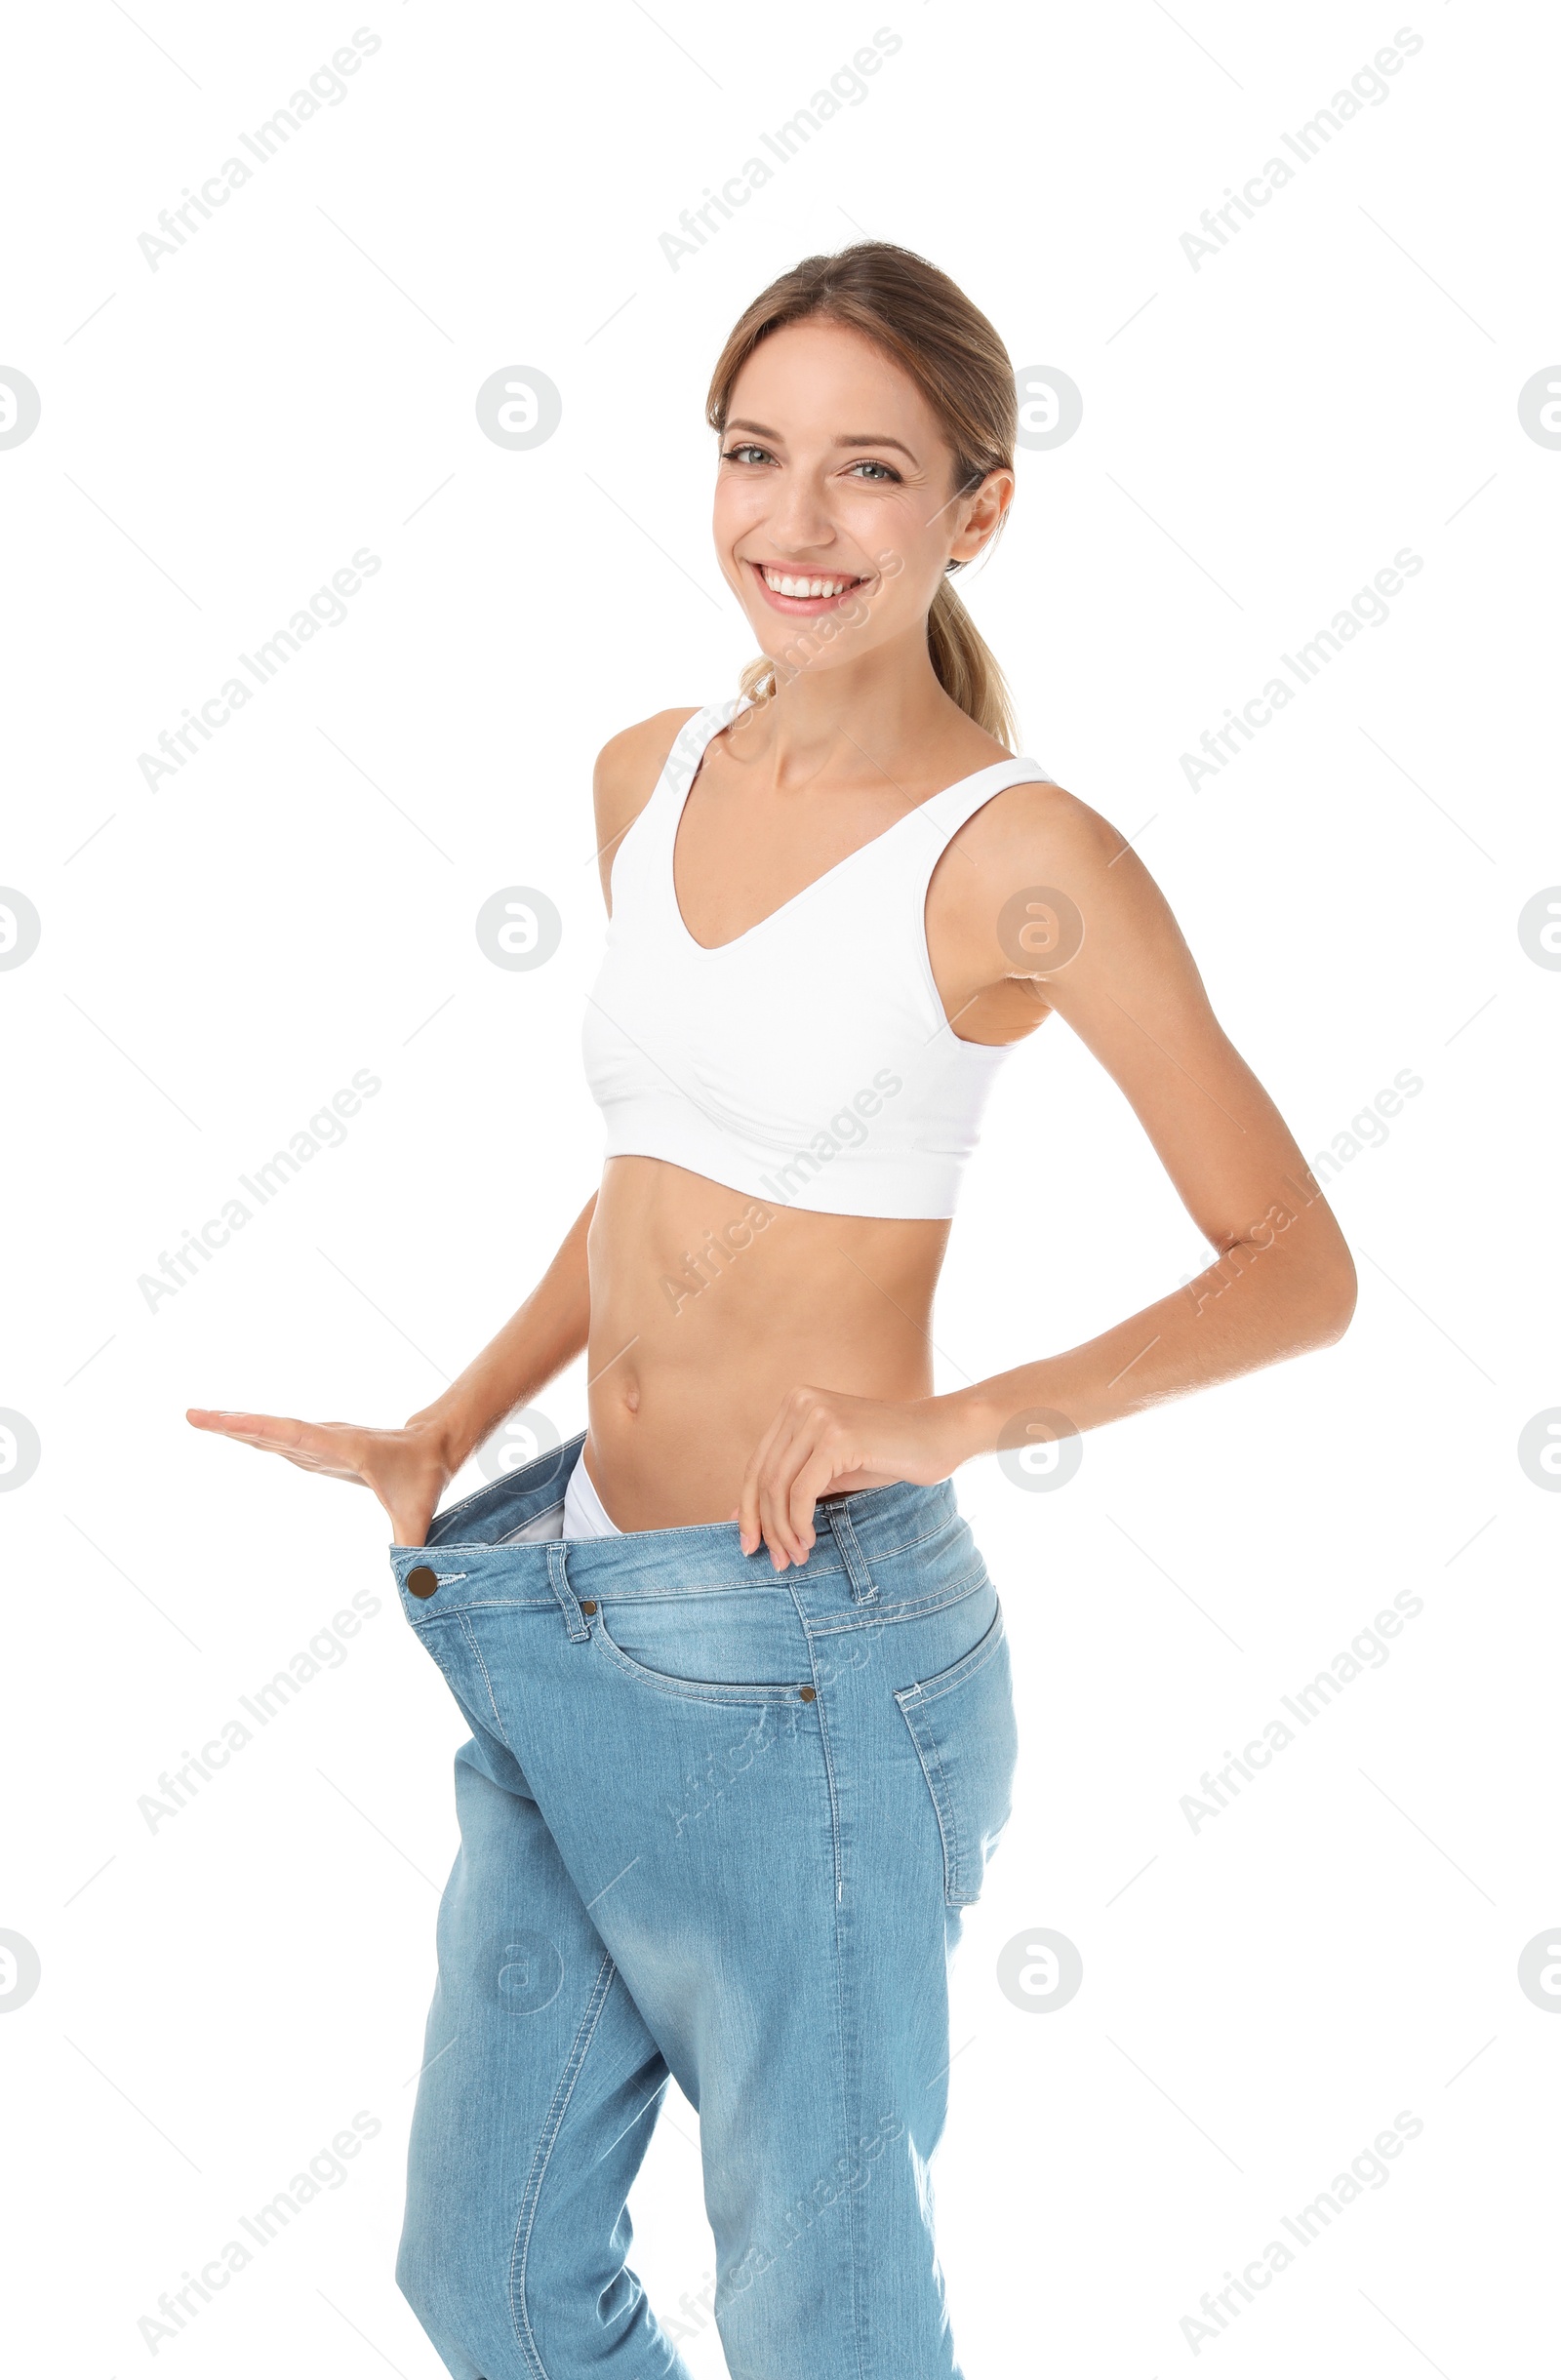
[190,244,1355,2379]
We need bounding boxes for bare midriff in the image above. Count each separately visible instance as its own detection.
[582,1154,950,1529]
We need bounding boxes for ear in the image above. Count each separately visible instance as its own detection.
[947,467,1015,567]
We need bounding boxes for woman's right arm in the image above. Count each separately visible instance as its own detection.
[186,1192,595,1547]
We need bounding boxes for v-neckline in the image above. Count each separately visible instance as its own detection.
[667,704,1018,959]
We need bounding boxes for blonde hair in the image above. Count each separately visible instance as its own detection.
[706,241,1019,750]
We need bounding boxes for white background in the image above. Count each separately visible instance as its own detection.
[2,1,1556,2372]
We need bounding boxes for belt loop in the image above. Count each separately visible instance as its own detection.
[547,1540,591,1642]
[829,1501,877,1605]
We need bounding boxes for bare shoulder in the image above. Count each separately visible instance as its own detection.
[959,774,1136,882]
[941,773,1194,989]
[592,707,701,907]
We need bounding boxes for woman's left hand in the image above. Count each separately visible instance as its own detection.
[732,1386,981,1570]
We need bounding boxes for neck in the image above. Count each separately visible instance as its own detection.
[732,627,966,790]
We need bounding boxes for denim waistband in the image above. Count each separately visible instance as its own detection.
[389,1429,962,1612]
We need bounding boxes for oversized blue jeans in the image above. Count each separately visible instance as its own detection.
[389,1429,1018,2380]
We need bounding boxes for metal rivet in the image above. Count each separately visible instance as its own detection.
[406,1566,439,1600]
[799,1685,816,1702]
[580,1600,598,1616]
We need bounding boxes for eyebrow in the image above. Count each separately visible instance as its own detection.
[725,416,919,462]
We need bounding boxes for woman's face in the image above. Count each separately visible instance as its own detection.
[712,316,1012,683]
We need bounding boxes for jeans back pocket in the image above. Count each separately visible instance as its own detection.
[894,1603,1018,1907]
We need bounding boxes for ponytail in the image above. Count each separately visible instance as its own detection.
[928,575,1018,750]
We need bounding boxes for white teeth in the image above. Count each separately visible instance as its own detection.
[761,567,861,598]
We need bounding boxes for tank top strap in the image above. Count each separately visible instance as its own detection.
[904,753,1059,882]
[649,695,751,824]
[613,697,749,908]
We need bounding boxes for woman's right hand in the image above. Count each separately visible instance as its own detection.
[185,1408,457,1548]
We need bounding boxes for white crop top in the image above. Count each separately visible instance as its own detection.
[580,696,1055,1220]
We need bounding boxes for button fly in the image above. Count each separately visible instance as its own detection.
[406,1566,439,1600]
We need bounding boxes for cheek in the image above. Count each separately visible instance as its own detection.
[871,544,951,625]
[849,491,948,591]
[713,478,770,551]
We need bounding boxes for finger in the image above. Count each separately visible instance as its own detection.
[749,1409,801,1568]
[768,1404,838,1567]
[187,1408,345,1462]
[186,1408,308,1448]
[758,1421,813,1571]
[773,1450,823,1568]
[737,1403,792,1556]
[754,1461,789,1569]
[186,1409,371,1482]
[787,1445,844,1561]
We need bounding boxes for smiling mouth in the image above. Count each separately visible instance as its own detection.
[746,560,872,614]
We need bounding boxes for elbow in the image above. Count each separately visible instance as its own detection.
[1309,1247,1358,1348]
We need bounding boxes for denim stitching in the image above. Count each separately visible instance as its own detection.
[458,1612,511,1749]
[403,1553,849,1587]
[906,1605,1007,1704]
[399,1566,986,1632]
[892,1606,1007,1905]
[413,1617,469,1694]
[409,1587,821,1619]
[406,1598,580,1624]
[592,1613,811,1708]
[866,1513,965,1565]
[826,1745,869,2380]
[546,1540,592,1643]
[399,1561,986,1638]
[585,1577,838,1605]
[898,1697,965,1904]
[809,1627,870,2380]
[795,1586,845,1906]
[828,1502,878,1606]
[780,1567,867,2378]
[392,1568,469,1597]
[805,1566,989,1637]
[507,1947,619,2377]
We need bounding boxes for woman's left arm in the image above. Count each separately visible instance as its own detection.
[736,785,1358,1568]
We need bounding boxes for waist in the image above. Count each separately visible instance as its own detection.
[402,1427,971,1606]
[590,1153,949,1300]
[585,1156,943,1520]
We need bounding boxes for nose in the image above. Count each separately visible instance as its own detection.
[761,468,839,561]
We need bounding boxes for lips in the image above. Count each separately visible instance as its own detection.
[745,559,873,615]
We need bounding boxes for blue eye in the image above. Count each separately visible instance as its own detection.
[849,458,900,482]
[723,444,771,465]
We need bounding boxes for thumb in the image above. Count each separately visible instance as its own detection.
[388,1491,433,1550]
